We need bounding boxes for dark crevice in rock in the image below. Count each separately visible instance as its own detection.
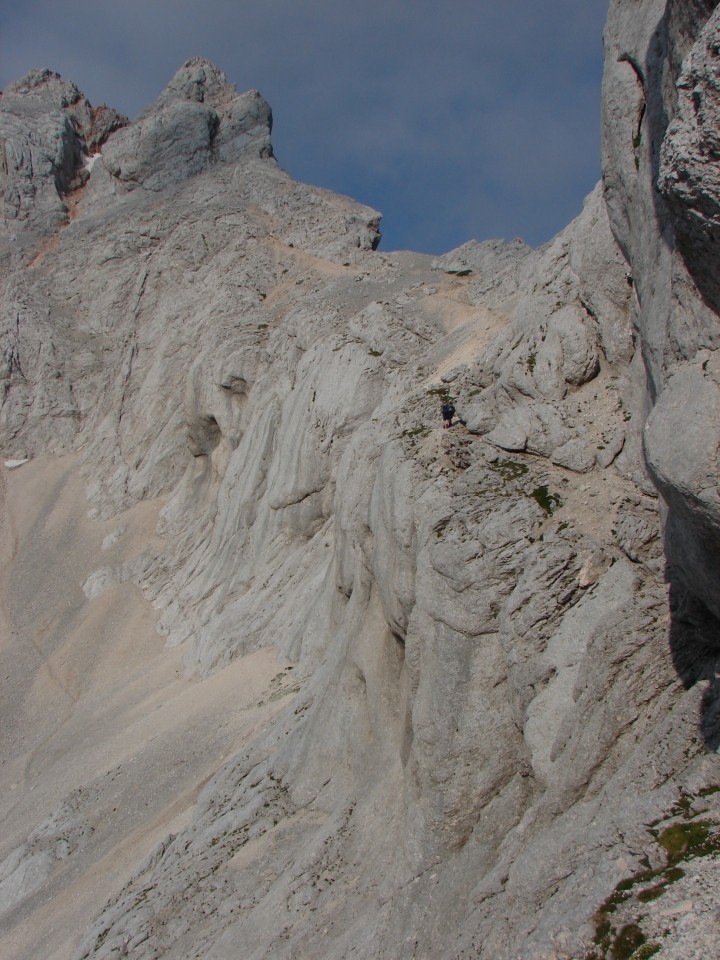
[188,414,222,458]
[668,578,720,749]
[618,52,647,90]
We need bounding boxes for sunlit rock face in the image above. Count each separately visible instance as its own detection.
[0,14,719,959]
[603,0,720,629]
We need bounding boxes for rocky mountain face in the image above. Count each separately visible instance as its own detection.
[0,5,719,958]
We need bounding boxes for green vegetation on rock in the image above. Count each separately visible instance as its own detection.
[530,484,562,515]
[584,786,720,959]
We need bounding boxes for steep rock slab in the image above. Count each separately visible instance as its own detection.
[603,0,720,649]
[1,27,720,960]
[659,7,720,316]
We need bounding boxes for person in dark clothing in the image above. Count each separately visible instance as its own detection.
[441,401,455,428]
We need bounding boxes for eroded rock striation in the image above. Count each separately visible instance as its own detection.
[1,9,719,958]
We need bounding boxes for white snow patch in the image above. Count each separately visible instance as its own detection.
[83,153,102,171]
[4,459,29,470]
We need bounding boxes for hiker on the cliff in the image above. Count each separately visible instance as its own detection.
[441,401,455,429]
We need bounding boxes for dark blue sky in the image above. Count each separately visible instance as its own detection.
[0,1,609,253]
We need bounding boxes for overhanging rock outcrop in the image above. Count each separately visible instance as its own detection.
[1,12,720,960]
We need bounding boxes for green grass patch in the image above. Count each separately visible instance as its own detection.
[530,485,562,515]
[670,794,693,818]
[633,944,661,960]
[698,785,720,798]
[636,867,685,903]
[658,820,719,864]
[612,924,646,960]
[587,787,720,958]
[426,385,455,404]
[490,458,529,481]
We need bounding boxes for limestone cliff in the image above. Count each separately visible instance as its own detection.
[1,8,719,958]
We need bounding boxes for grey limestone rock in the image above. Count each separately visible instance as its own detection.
[485,400,571,457]
[0,68,128,255]
[659,7,720,315]
[551,437,597,473]
[644,357,720,621]
[100,58,273,194]
[431,236,538,307]
[1,19,720,960]
[595,427,625,468]
[604,0,720,635]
